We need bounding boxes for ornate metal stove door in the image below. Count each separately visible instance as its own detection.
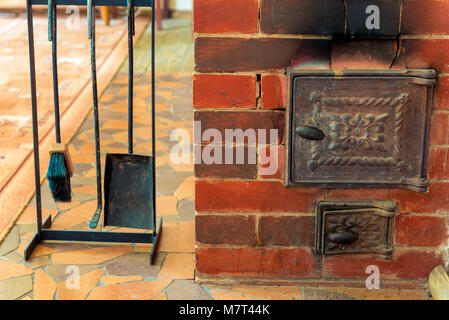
[286,70,435,192]
[315,200,396,259]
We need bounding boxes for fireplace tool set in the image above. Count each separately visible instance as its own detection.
[24,0,161,264]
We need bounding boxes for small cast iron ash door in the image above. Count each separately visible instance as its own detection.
[286,69,435,192]
[315,200,396,259]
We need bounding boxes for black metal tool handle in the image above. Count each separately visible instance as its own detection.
[295,125,325,141]
[48,0,61,143]
[88,0,103,229]
[151,0,156,233]
[47,0,53,41]
[26,0,44,233]
[127,0,134,154]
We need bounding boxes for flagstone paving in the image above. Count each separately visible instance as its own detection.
[0,15,433,300]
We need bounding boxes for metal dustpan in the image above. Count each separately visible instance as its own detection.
[103,154,154,230]
[104,153,154,230]
[103,1,155,231]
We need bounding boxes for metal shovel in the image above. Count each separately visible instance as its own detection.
[103,0,155,230]
[90,0,156,231]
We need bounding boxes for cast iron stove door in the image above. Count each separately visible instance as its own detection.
[286,70,435,192]
[315,200,395,259]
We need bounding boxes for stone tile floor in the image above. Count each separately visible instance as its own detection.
[0,15,432,300]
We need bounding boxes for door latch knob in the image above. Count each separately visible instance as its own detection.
[295,125,325,140]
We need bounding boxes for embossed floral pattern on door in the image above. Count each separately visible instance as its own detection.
[307,92,409,170]
[327,112,388,152]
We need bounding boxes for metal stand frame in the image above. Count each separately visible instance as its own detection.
[24,0,161,264]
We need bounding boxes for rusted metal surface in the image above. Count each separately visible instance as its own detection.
[285,69,435,192]
[315,200,396,259]
[103,154,155,230]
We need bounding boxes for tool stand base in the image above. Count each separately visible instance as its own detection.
[24,216,162,265]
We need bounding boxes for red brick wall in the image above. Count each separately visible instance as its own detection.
[193,0,449,284]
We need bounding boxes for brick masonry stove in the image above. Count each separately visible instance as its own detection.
[193,0,449,286]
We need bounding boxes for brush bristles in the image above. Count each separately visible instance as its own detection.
[47,152,72,202]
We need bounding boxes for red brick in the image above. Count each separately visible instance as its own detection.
[428,147,449,180]
[331,40,397,69]
[258,145,284,179]
[195,145,258,179]
[258,215,314,247]
[261,75,287,109]
[435,77,449,111]
[389,183,449,214]
[196,215,256,246]
[196,247,320,278]
[260,0,344,35]
[429,112,449,145]
[324,249,443,279]
[403,39,449,73]
[194,110,285,145]
[327,187,449,215]
[194,0,258,34]
[402,0,449,35]
[289,41,332,69]
[394,215,447,247]
[193,74,256,109]
[195,37,331,73]
[327,189,390,200]
[195,180,323,213]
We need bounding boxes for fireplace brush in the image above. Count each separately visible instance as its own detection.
[46,0,74,202]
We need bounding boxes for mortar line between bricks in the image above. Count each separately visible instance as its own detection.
[320,252,325,280]
[195,212,315,216]
[199,176,448,182]
[195,108,284,112]
[430,110,449,114]
[194,143,283,148]
[196,243,315,250]
[395,212,449,217]
[194,177,291,183]
[195,211,449,217]
[193,71,287,76]
[194,33,333,39]
[194,71,449,77]
[193,107,258,111]
[195,276,427,288]
[198,276,425,287]
[254,215,260,247]
[429,179,449,183]
[393,245,448,250]
[401,35,449,39]
[194,33,449,40]
[193,108,286,112]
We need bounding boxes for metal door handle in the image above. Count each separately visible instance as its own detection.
[328,231,358,244]
[295,125,325,140]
